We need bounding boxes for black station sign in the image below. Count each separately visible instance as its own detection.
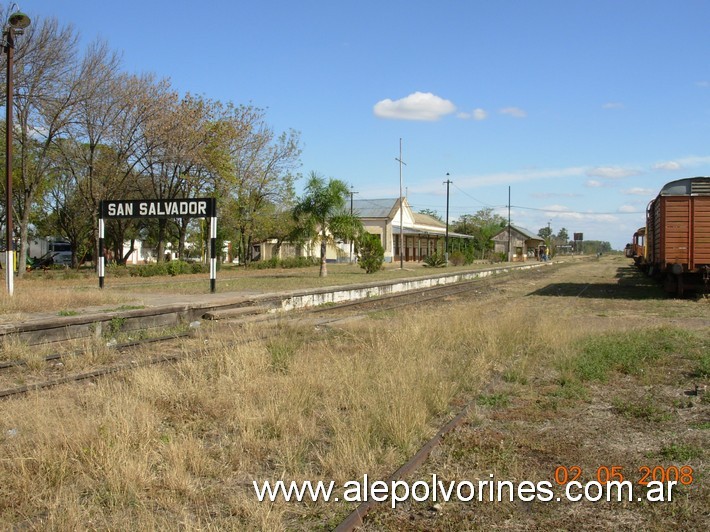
[100,198,215,219]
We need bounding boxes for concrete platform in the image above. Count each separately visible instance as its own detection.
[0,262,552,345]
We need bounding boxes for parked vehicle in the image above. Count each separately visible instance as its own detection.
[28,238,72,267]
[27,252,58,271]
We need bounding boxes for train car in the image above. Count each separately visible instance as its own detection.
[628,227,646,266]
[645,176,710,296]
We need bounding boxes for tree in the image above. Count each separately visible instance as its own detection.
[199,103,301,265]
[418,208,442,222]
[538,226,553,240]
[293,173,362,277]
[557,227,569,243]
[453,208,506,259]
[2,15,81,276]
[357,232,384,273]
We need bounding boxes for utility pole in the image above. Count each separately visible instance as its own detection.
[507,186,511,262]
[444,174,452,264]
[395,138,406,269]
[349,186,358,263]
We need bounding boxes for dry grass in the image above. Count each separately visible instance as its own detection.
[0,256,706,529]
[0,296,563,529]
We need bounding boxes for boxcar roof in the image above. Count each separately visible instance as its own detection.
[659,176,710,196]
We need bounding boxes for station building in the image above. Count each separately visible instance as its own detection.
[491,224,545,261]
[253,197,475,263]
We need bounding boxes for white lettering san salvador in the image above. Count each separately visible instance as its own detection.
[107,202,134,217]
[138,200,207,216]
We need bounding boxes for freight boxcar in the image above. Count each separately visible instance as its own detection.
[645,176,710,296]
[627,227,646,266]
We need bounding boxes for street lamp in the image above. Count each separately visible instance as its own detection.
[3,6,30,296]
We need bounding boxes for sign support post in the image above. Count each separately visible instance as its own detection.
[209,198,217,293]
[98,209,105,289]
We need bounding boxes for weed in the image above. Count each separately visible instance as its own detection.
[659,443,703,462]
[108,317,126,335]
[550,379,588,400]
[57,309,79,317]
[569,328,694,383]
[477,393,511,408]
[502,369,528,385]
[692,351,710,378]
[612,396,672,422]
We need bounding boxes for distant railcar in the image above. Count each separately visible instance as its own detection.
[628,227,646,266]
[645,177,710,296]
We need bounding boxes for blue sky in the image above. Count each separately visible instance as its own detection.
[20,0,710,248]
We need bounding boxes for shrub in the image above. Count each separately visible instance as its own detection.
[105,263,131,277]
[131,263,167,277]
[166,260,191,276]
[358,233,384,274]
[190,262,206,274]
[423,252,447,268]
[246,256,318,270]
[449,250,466,266]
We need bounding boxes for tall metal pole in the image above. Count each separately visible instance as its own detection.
[4,27,15,296]
[395,138,406,269]
[444,174,451,263]
[349,186,357,263]
[3,11,30,296]
[507,186,511,262]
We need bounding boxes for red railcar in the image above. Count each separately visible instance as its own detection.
[627,227,645,264]
[645,177,710,296]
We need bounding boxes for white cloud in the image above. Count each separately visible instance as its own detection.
[696,80,710,88]
[602,102,624,109]
[653,160,682,171]
[537,206,619,223]
[618,205,637,213]
[373,92,456,121]
[458,108,488,120]
[623,187,654,196]
[500,106,527,118]
[586,166,641,179]
[449,166,587,189]
[663,155,710,168]
[585,179,603,188]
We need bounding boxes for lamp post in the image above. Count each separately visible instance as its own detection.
[3,7,30,296]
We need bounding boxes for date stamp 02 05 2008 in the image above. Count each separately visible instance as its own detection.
[554,465,695,487]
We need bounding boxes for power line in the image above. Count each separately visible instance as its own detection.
[451,182,495,208]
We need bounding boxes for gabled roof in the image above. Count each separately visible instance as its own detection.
[352,198,399,219]
[412,211,445,228]
[493,224,543,241]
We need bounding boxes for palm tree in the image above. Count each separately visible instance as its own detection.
[293,172,362,277]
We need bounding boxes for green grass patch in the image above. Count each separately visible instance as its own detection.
[566,328,697,383]
[692,351,710,378]
[57,309,79,317]
[477,393,511,408]
[612,396,672,423]
[659,443,703,462]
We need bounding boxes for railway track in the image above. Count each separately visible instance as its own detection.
[0,265,547,400]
